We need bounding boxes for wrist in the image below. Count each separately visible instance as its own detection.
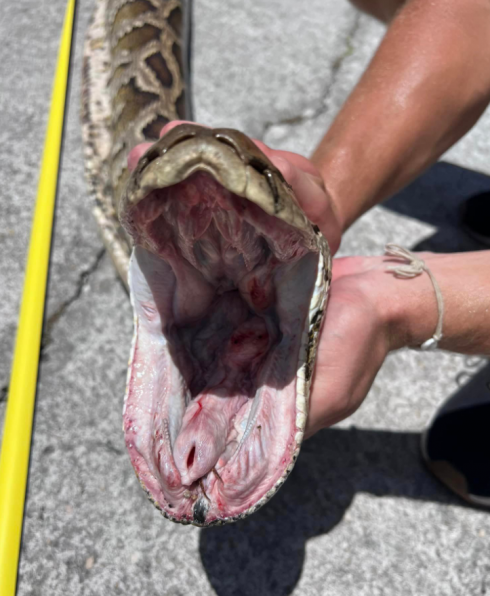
[384,251,490,355]
[335,250,490,357]
[384,253,442,351]
[331,255,439,352]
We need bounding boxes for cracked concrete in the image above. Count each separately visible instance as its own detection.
[42,249,105,352]
[260,12,362,142]
[263,13,386,155]
[2,0,490,595]
[194,0,359,140]
[0,0,103,391]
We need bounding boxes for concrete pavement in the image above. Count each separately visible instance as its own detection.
[1,0,489,594]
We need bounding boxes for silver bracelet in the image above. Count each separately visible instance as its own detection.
[384,244,444,350]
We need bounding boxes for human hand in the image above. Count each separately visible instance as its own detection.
[304,256,397,438]
[128,121,343,254]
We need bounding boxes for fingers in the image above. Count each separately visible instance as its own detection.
[267,155,341,253]
[252,140,321,178]
[304,311,382,438]
[250,138,341,251]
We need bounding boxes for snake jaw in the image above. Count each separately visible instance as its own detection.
[120,126,330,526]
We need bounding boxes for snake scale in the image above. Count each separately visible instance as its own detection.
[82,0,332,525]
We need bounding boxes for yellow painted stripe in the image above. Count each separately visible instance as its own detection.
[0,1,76,593]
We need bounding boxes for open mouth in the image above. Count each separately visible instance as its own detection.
[119,125,329,526]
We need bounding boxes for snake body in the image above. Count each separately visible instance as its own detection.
[82,0,191,282]
[82,0,332,525]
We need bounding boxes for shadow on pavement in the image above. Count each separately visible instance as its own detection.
[199,424,469,596]
[382,161,490,253]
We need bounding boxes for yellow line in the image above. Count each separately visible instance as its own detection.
[0,0,76,593]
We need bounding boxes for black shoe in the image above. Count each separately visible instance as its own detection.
[421,362,490,507]
[460,192,490,247]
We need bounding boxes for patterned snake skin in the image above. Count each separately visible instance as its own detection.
[82,0,192,283]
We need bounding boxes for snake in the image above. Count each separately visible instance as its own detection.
[82,0,331,526]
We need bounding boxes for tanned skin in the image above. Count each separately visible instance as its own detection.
[313,0,490,231]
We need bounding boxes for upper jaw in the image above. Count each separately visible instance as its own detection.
[120,123,316,243]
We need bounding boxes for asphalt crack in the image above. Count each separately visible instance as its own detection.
[41,248,105,352]
[261,12,361,140]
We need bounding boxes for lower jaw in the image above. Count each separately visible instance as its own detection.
[124,290,304,525]
[123,247,321,525]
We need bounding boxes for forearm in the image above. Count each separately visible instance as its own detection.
[387,250,490,355]
[312,0,490,231]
